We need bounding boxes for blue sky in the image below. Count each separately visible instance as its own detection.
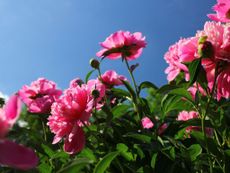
[0,0,216,95]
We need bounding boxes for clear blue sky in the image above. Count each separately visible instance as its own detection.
[0,0,216,95]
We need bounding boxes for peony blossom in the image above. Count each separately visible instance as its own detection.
[19,78,62,114]
[0,95,38,170]
[48,79,105,154]
[96,30,146,60]
[208,0,230,23]
[157,123,168,135]
[100,70,127,87]
[141,117,154,129]
[164,37,198,81]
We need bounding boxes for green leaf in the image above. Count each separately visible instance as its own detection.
[80,148,97,162]
[138,81,158,93]
[168,88,193,103]
[124,133,152,143]
[157,84,180,94]
[186,144,202,162]
[41,144,55,157]
[38,162,52,173]
[93,151,120,173]
[111,88,130,98]
[151,153,158,169]
[121,80,137,102]
[112,104,131,119]
[85,70,95,83]
[116,143,135,161]
[57,158,93,173]
[188,59,201,86]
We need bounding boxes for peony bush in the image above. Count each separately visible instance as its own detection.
[0,0,230,172]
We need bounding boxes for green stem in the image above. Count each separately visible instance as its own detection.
[124,57,139,97]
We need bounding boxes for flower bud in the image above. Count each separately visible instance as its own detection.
[90,58,100,69]
[91,89,100,99]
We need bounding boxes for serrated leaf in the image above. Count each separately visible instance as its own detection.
[93,151,120,173]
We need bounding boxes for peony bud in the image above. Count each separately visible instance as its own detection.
[90,58,100,69]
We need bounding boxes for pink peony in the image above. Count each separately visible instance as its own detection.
[208,0,230,23]
[188,83,206,100]
[164,37,198,81]
[48,79,105,154]
[19,78,62,114]
[157,123,168,135]
[0,95,38,170]
[96,30,146,60]
[197,21,230,100]
[141,117,154,129]
[100,70,127,87]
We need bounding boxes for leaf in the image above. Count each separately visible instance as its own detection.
[157,84,180,94]
[93,151,120,173]
[41,144,55,157]
[38,162,52,173]
[85,70,95,83]
[151,153,158,169]
[116,143,135,161]
[138,81,158,93]
[168,88,193,103]
[111,88,130,98]
[124,133,152,143]
[57,158,93,173]
[80,148,97,162]
[112,104,131,119]
[185,144,202,162]
[188,59,201,86]
[121,80,137,102]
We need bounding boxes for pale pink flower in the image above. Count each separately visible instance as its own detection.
[164,37,198,81]
[96,31,146,60]
[69,78,84,88]
[208,0,230,23]
[188,83,206,100]
[19,78,62,114]
[100,70,127,87]
[141,117,154,129]
[0,95,38,170]
[48,79,105,154]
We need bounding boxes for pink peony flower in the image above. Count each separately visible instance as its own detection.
[100,70,127,87]
[188,83,206,100]
[141,117,154,129]
[96,30,146,60]
[197,21,230,100]
[0,95,38,170]
[164,37,198,81]
[69,78,84,88]
[208,0,230,23]
[19,78,62,114]
[48,79,105,154]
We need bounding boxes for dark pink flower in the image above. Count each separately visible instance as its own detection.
[0,95,38,170]
[157,123,168,135]
[208,0,230,23]
[19,78,62,114]
[100,70,127,87]
[141,117,154,129]
[48,79,105,154]
[96,31,146,60]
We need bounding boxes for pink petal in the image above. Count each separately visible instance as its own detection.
[0,139,38,170]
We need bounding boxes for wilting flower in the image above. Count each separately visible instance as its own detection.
[96,30,146,60]
[48,79,105,154]
[141,117,154,129]
[0,95,38,170]
[208,0,230,23]
[100,70,127,87]
[19,78,62,114]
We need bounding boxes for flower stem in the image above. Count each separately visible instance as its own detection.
[123,57,139,97]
